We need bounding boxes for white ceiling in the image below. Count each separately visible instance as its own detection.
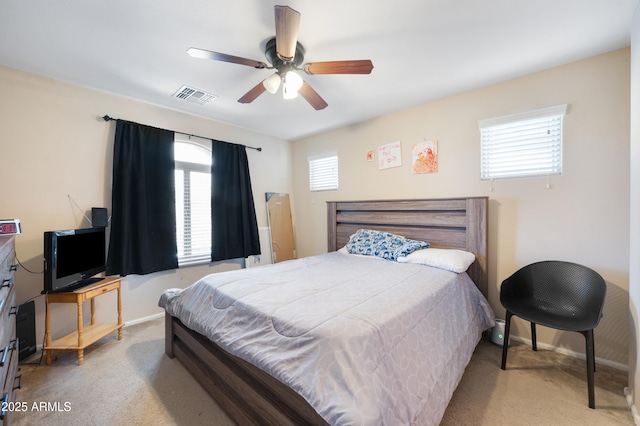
[0,1,637,141]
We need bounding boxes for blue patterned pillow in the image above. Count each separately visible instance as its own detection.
[345,229,429,261]
[393,239,430,258]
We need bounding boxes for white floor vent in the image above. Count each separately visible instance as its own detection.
[173,85,217,105]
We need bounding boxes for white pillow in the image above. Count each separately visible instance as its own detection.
[397,248,476,273]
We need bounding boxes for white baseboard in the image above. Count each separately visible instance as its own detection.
[123,311,165,327]
[624,387,640,425]
[508,335,628,371]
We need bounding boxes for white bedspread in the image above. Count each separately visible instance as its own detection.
[159,251,495,425]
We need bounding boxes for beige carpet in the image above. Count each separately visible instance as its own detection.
[12,318,633,425]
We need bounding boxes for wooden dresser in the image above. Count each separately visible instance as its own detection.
[0,236,19,425]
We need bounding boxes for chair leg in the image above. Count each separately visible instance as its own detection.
[501,311,513,370]
[531,322,537,351]
[592,332,597,373]
[584,329,596,409]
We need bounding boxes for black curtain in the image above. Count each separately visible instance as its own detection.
[106,120,178,276]
[211,140,260,262]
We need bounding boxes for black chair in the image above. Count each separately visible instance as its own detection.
[499,261,606,409]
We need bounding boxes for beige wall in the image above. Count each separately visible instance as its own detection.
[628,2,640,415]
[0,65,293,342]
[292,49,631,366]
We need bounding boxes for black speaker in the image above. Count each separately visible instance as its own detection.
[92,207,108,228]
[17,301,36,362]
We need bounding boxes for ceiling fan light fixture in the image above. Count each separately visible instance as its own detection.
[282,83,298,99]
[283,71,303,99]
[188,6,372,110]
[263,72,281,94]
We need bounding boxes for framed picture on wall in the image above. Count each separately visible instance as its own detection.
[366,149,375,161]
[378,141,402,170]
[412,140,438,174]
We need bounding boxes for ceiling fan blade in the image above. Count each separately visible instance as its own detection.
[298,81,328,110]
[238,81,267,104]
[274,5,301,61]
[187,47,267,69]
[304,60,374,75]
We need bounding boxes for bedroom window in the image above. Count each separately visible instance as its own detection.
[308,154,339,191]
[175,137,212,265]
[479,104,567,180]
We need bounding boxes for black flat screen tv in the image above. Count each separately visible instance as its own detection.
[44,227,106,293]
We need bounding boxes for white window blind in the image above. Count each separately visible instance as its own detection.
[175,139,212,265]
[309,155,339,191]
[479,104,567,180]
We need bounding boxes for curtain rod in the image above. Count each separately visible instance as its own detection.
[102,115,262,152]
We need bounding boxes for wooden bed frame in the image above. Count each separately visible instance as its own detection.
[165,197,488,425]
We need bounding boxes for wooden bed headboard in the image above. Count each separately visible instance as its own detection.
[327,197,488,296]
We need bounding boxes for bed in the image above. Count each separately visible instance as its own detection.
[160,197,493,425]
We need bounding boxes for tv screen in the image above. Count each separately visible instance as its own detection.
[44,227,106,293]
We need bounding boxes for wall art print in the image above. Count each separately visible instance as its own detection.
[412,140,438,174]
[378,141,402,170]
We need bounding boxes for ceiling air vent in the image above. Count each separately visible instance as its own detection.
[173,85,217,105]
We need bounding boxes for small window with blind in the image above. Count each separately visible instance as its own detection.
[479,104,567,180]
[309,154,339,191]
[175,137,212,265]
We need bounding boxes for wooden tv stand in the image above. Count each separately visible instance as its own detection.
[44,277,123,365]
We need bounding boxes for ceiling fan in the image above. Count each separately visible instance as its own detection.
[187,5,374,110]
